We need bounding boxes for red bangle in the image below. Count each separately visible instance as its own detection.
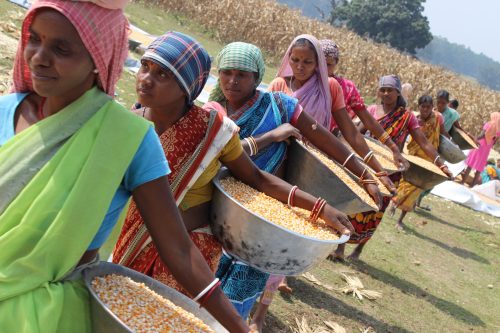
[310,198,326,222]
[198,281,221,308]
[289,186,299,207]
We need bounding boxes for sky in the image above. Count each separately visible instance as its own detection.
[423,0,500,62]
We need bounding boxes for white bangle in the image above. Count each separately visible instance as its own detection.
[342,152,355,168]
[363,150,374,163]
[288,185,298,207]
[244,138,254,156]
[433,155,440,165]
[193,278,220,302]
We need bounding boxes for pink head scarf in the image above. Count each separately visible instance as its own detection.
[276,34,332,128]
[485,112,500,145]
[12,0,129,96]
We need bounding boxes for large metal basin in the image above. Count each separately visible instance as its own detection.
[285,140,377,215]
[83,262,228,333]
[210,169,350,276]
[341,136,400,174]
[402,154,448,190]
[438,134,466,163]
[450,126,478,150]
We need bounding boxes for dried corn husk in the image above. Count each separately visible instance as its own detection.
[294,317,346,333]
[340,274,382,300]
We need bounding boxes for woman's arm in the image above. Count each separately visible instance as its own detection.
[355,108,409,170]
[240,124,301,155]
[294,111,383,208]
[132,177,248,333]
[333,107,396,193]
[224,153,354,235]
[409,128,453,178]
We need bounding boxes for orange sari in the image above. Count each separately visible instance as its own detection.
[112,106,236,294]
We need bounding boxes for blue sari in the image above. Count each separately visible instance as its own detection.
[214,91,298,319]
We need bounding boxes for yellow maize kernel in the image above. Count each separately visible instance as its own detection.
[92,274,215,333]
[220,177,340,241]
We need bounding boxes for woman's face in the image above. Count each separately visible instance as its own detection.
[325,55,337,77]
[289,45,317,83]
[436,97,448,113]
[419,101,433,119]
[219,69,257,106]
[24,9,96,100]
[379,87,399,105]
[136,59,186,109]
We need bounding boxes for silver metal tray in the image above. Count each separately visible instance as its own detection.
[210,169,350,276]
[83,262,228,333]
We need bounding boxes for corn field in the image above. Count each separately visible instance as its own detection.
[149,0,499,137]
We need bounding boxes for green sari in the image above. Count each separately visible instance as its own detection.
[0,87,150,333]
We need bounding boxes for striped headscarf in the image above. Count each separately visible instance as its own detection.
[320,39,340,60]
[142,31,211,105]
[12,0,129,96]
[209,42,265,103]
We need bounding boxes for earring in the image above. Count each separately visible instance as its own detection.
[93,69,99,74]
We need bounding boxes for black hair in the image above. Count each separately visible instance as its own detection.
[418,95,433,106]
[449,99,459,109]
[436,90,450,102]
[396,95,407,109]
[291,38,318,62]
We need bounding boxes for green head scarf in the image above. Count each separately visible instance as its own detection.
[209,42,265,103]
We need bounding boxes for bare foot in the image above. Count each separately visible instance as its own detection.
[387,201,397,217]
[248,322,261,333]
[278,282,293,294]
[347,251,361,261]
[327,248,345,262]
[395,222,405,232]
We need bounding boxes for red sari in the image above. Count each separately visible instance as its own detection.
[112,106,236,294]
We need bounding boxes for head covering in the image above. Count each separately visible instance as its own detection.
[12,0,129,96]
[142,31,211,105]
[277,34,332,128]
[485,111,500,145]
[401,83,413,102]
[75,0,129,9]
[379,75,402,94]
[320,39,340,59]
[209,42,265,103]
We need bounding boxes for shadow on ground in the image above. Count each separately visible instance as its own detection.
[415,209,493,235]
[349,260,485,327]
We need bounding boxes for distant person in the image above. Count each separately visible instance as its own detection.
[435,90,461,136]
[481,158,499,184]
[462,112,500,187]
[401,83,413,108]
[449,98,459,111]
[389,95,449,229]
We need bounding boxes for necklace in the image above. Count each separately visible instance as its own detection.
[37,97,47,120]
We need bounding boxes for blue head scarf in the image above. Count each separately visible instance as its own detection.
[142,31,211,105]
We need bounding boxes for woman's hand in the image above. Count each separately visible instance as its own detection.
[320,205,354,236]
[364,183,383,210]
[441,165,454,179]
[378,175,397,195]
[393,150,409,171]
[270,123,302,143]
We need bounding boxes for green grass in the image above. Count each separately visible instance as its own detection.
[265,194,500,333]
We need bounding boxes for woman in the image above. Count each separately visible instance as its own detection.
[320,39,408,172]
[336,75,453,260]
[112,32,353,298]
[0,2,249,332]
[269,35,400,194]
[203,41,382,323]
[390,95,448,229]
[461,112,500,187]
[436,89,464,136]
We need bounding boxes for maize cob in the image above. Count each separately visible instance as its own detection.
[92,274,215,333]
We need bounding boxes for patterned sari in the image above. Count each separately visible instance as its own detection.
[349,106,413,243]
[113,106,237,294]
[393,112,441,212]
[203,90,298,319]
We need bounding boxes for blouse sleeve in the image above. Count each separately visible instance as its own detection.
[219,133,244,163]
[407,112,421,130]
[329,78,346,112]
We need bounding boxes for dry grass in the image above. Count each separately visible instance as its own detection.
[152,0,499,137]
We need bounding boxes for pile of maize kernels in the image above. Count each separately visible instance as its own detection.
[341,137,398,172]
[92,274,215,333]
[220,177,340,241]
[364,139,399,172]
[304,144,377,209]
[403,154,447,176]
